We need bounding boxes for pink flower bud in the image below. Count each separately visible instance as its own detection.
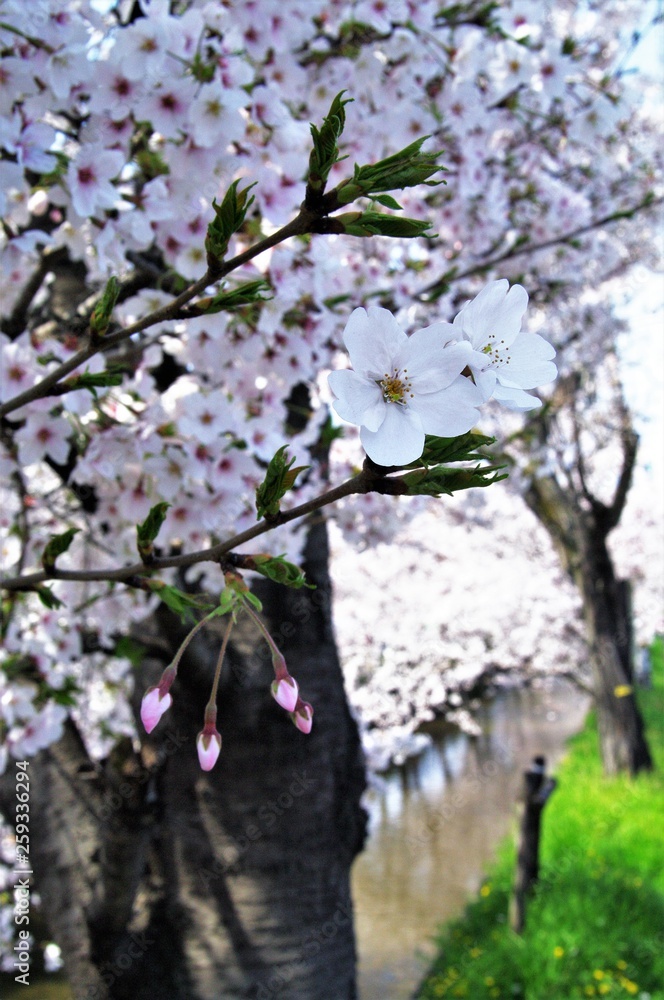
[140,687,172,734]
[291,699,313,735]
[197,727,222,771]
[271,675,299,713]
[140,664,177,734]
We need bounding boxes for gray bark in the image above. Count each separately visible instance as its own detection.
[525,466,653,776]
[2,520,367,999]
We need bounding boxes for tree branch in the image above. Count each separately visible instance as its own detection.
[417,194,662,301]
[0,208,319,419]
[605,425,639,534]
[0,246,69,339]
[1,463,397,593]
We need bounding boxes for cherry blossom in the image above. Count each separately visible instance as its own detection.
[451,280,558,410]
[291,700,314,735]
[66,145,126,218]
[328,306,482,465]
[14,413,72,467]
[0,0,660,787]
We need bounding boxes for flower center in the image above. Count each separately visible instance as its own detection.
[379,368,413,404]
[482,334,511,368]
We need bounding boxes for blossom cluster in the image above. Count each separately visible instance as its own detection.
[0,0,661,771]
[329,280,556,465]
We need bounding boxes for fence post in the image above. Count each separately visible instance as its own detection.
[509,754,557,934]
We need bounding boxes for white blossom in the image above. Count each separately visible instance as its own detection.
[328,306,482,466]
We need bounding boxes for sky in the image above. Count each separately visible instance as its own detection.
[617,1,664,500]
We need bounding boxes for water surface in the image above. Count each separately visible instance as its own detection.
[353,682,590,1000]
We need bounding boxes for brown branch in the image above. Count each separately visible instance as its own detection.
[0,209,318,420]
[417,194,663,301]
[1,463,399,593]
[605,426,639,534]
[0,246,69,339]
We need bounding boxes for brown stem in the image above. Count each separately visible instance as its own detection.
[0,209,317,419]
[417,195,662,300]
[1,466,379,592]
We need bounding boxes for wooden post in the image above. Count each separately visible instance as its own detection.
[509,755,557,934]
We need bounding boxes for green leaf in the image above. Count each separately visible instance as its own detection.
[207,588,238,619]
[188,279,272,315]
[336,136,446,205]
[243,590,264,611]
[208,575,264,616]
[89,276,120,337]
[400,463,508,497]
[247,554,315,589]
[414,432,498,468]
[205,180,257,264]
[373,193,403,210]
[113,635,146,668]
[190,50,217,83]
[335,211,434,239]
[136,502,171,560]
[147,581,212,621]
[61,369,124,397]
[42,528,79,571]
[36,585,64,609]
[48,677,82,706]
[255,446,309,520]
[306,90,353,197]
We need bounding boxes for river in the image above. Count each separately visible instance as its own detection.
[352,681,590,1000]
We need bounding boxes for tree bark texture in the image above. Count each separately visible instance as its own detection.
[1,520,368,999]
[525,473,653,776]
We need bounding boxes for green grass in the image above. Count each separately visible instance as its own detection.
[416,637,664,1000]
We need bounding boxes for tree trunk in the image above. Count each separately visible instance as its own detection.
[579,530,652,776]
[524,475,653,776]
[2,520,367,999]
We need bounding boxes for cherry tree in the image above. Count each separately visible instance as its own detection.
[0,1,661,997]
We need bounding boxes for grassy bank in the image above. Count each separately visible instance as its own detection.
[416,637,664,1000]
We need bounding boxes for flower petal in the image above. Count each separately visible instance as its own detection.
[494,332,557,389]
[492,384,544,410]
[328,369,386,431]
[291,700,313,734]
[271,675,299,713]
[397,329,473,392]
[140,687,172,734]
[342,306,407,376]
[454,280,528,349]
[414,376,483,437]
[360,402,424,466]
